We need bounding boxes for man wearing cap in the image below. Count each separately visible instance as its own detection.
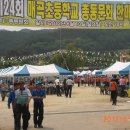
[14,81,31,130]
[32,81,46,128]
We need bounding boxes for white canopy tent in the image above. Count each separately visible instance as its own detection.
[79,70,91,76]
[31,64,73,76]
[73,71,80,76]
[91,70,100,76]
[0,66,18,77]
[102,61,130,75]
[6,64,44,77]
[0,64,73,77]
[1,66,21,77]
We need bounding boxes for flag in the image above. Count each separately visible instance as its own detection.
[109,52,111,56]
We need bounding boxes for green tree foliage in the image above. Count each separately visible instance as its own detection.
[0,29,130,56]
[49,44,86,70]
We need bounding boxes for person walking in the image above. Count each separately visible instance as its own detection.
[63,78,67,97]
[8,83,19,129]
[1,82,8,101]
[109,78,118,105]
[66,77,74,98]
[14,81,31,130]
[76,76,81,87]
[55,77,61,96]
[32,81,46,128]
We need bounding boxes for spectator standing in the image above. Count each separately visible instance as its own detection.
[76,76,81,87]
[63,78,67,97]
[119,76,126,97]
[1,82,8,101]
[8,83,19,130]
[14,81,31,130]
[32,81,46,128]
[66,77,74,98]
[109,79,118,105]
[55,77,61,96]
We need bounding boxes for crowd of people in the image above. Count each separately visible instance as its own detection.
[0,75,129,130]
[0,76,74,130]
[108,75,129,105]
[7,81,45,130]
[74,75,129,105]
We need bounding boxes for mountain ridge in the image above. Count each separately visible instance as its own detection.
[0,29,129,56]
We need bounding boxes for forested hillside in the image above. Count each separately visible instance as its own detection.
[0,29,130,56]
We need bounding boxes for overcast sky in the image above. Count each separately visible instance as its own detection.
[0,26,44,31]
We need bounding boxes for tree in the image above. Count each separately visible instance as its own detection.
[49,44,86,70]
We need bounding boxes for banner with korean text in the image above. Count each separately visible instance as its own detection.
[0,0,130,29]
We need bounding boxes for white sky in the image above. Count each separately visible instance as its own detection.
[0,26,44,31]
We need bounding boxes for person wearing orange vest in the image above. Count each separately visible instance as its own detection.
[109,78,118,105]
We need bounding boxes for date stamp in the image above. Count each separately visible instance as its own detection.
[103,116,130,123]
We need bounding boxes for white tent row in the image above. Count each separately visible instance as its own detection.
[91,70,100,76]
[74,70,100,76]
[78,70,91,76]
[72,61,130,77]
[73,71,80,76]
[0,64,73,77]
[102,61,130,75]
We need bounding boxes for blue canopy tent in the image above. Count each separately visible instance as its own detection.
[119,65,130,75]
[13,65,43,77]
[0,63,74,78]
[14,65,30,77]
[5,64,73,77]
[54,64,73,75]
[95,64,115,76]
[33,64,73,76]
[95,68,108,76]
[95,70,103,76]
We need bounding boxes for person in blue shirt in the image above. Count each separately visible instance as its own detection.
[8,83,19,129]
[32,81,46,128]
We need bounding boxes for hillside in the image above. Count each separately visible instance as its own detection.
[0,29,130,56]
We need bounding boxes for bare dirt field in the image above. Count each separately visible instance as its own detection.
[0,86,130,130]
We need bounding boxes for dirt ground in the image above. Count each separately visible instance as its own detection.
[0,85,130,130]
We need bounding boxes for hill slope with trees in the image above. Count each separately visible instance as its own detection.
[0,29,130,56]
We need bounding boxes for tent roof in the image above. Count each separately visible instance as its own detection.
[91,70,99,75]
[119,65,130,75]
[102,61,130,75]
[13,64,43,77]
[54,64,73,75]
[36,64,73,76]
[79,70,91,76]
[2,64,73,77]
